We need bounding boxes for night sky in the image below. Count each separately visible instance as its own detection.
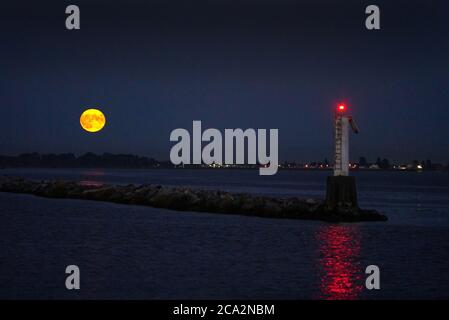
[1,0,448,163]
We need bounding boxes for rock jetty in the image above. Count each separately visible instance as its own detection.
[0,176,387,222]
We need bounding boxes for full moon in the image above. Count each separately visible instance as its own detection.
[80,109,106,133]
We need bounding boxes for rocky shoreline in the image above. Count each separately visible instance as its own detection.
[0,176,387,222]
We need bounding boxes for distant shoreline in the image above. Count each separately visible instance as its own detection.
[1,152,447,172]
[0,166,445,173]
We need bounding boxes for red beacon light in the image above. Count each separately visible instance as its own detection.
[337,104,346,112]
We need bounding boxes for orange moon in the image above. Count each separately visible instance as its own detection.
[80,109,106,133]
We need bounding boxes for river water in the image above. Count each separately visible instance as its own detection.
[0,168,448,299]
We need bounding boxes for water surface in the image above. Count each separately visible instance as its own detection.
[1,169,448,299]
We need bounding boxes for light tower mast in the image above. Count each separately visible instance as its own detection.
[333,104,359,176]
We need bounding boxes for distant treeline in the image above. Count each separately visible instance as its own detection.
[0,152,171,168]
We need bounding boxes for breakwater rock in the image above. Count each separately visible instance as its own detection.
[0,176,387,222]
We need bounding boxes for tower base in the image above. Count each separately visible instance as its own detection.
[325,176,358,210]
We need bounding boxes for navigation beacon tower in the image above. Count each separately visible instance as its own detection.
[325,103,360,210]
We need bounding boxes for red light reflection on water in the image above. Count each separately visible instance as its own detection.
[316,225,363,300]
[78,169,105,188]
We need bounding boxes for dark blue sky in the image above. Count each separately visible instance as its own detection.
[1,0,448,163]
